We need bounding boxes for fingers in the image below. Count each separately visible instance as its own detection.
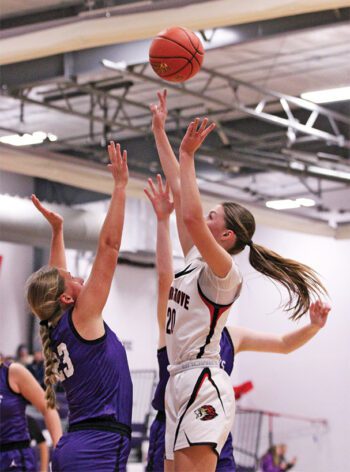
[143,187,154,204]
[198,117,208,133]
[108,142,127,166]
[108,141,117,164]
[147,177,157,197]
[31,194,46,214]
[156,173,164,193]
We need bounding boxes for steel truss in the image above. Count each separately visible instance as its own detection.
[5,58,350,185]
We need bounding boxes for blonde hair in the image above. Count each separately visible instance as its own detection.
[222,202,327,320]
[26,266,65,408]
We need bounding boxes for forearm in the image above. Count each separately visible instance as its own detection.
[99,187,126,250]
[43,409,62,447]
[38,442,49,471]
[281,323,320,353]
[157,218,173,285]
[49,227,67,269]
[179,151,204,224]
[153,127,180,192]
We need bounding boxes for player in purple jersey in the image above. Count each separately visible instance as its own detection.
[0,360,62,471]
[143,176,330,471]
[25,142,132,472]
[150,90,327,472]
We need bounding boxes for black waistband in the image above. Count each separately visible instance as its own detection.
[68,416,131,438]
[0,440,30,452]
[155,410,166,422]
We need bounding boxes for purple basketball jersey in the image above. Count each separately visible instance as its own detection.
[50,308,132,427]
[0,363,30,444]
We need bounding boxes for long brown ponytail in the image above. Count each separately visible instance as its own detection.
[222,202,327,320]
[26,266,65,408]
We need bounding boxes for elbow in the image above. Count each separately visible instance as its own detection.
[182,213,203,230]
[100,237,121,253]
[158,274,173,292]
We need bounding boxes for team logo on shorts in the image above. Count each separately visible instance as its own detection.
[194,404,218,421]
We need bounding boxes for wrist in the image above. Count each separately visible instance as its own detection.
[152,123,166,133]
[158,215,170,223]
[113,184,127,192]
[309,322,321,331]
[180,149,194,159]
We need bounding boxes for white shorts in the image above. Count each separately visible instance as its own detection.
[165,365,235,460]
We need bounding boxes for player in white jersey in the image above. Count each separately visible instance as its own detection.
[150,90,327,472]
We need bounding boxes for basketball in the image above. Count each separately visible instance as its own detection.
[149,26,204,82]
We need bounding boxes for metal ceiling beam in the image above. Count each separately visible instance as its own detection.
[102,59,350,150]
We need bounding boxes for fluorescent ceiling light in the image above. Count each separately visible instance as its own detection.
[0,131,57,146]
[301,86,350,104]
[266,198,315,210]
[102,59,127,71]
[295,198,315,207]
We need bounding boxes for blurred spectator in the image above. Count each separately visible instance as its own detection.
[15,344,32,366]
[260,444,296,472]
[27,350,45,389]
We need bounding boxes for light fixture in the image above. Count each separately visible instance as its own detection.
[266,198,315,210]
[0,131,57,146]
[301,86,350,104]
[102,59,127,71]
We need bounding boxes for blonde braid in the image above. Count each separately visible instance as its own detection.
[26,266,65,408]
[39,324,59,408]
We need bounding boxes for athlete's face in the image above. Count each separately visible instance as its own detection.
[205,204,227,240]
[58,269,84,303]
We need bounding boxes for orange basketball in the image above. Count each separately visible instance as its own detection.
[149,26,204,83]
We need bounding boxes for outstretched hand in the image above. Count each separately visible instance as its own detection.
[150,89,168,130]
[144,174,174,221]
[31,194,63,231]
[107,142,129,189]
[180,117,216,155]
[310,300,331,328]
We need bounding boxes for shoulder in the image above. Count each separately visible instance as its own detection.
[8,363,33,393]
[9,362,28,376]
[184,246,202,264]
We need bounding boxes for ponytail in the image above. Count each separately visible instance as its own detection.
[39,323,59,408]
[248,242,326,320]
[26,266,65,408]
[222,202,327,320]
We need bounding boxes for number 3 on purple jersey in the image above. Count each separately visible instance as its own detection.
[57,342,74,380]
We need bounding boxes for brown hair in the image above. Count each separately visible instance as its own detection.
[222,202,327,320]
[26,266,65,408]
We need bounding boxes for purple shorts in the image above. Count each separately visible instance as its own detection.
[146,412,235,472]
[0,447,36,472]
[52,430,130,472]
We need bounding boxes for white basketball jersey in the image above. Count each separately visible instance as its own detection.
[166,246,242,367]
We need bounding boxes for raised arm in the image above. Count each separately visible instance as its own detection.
[229,300,331,354]
[151,90,193,256]
[179,118,233,277]
[31,195,67,270]
[9,363,62,447]
[74,142,128,326]
[144,175,174,348]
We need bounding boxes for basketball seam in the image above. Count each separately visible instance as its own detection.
[164,60,193,80]
[157,58,193,80]
[179,27,203,67]
[150,42,199,75]
[155,35,202,61]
